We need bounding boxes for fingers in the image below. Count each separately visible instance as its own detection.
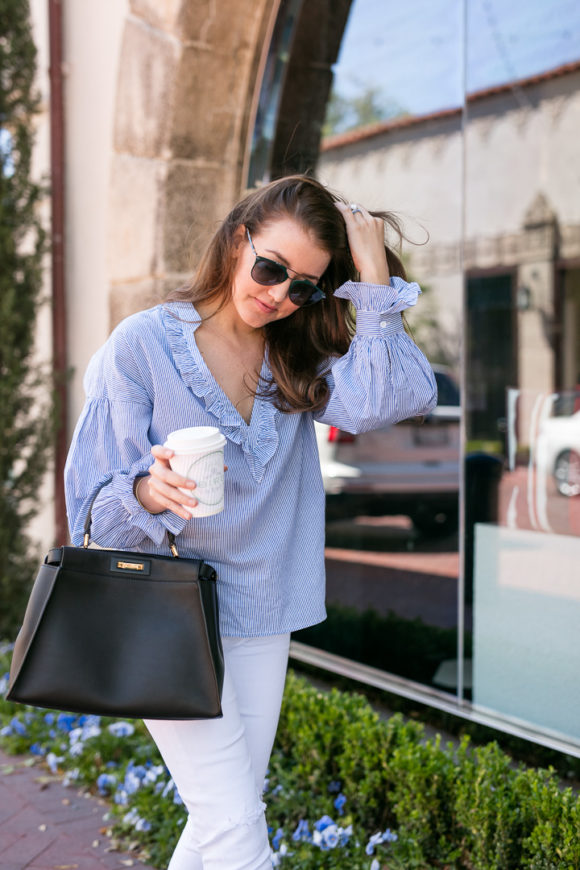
[335,201,390,285]
[147,445,198,520]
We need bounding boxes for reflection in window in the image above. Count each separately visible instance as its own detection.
[464,3,580,744]
[251,0,580,750]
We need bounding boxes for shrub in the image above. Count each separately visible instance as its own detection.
[1,652,579,869]
[0,0,54,639]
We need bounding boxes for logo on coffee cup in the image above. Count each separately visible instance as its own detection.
[185,450,224,507]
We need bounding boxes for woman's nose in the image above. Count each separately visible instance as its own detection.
[267,281,291,303]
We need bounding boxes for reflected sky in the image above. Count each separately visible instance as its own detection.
[332,0,580,118]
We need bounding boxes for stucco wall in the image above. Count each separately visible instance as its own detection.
[63,0,128,426]
[28,0,54,547]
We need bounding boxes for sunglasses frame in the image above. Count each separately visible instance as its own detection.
[245,228,325,308]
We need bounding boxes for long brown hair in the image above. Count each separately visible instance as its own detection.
[167,175,408,413]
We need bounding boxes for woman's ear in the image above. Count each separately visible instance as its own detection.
[231,225,246,258]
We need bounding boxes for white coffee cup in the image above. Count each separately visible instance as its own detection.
[165,426,226,517]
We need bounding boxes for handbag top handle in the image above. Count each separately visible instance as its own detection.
[82,477,179,557]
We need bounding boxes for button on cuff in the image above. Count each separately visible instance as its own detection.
[355,310,404,336]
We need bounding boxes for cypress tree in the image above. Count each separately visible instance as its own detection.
[0,0,54,637]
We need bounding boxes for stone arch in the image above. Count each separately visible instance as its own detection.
[107,0,353,324]
[107,0,277,324]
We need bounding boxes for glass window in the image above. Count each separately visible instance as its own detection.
[298,0,465,703]
[464,1,580,744]
[249,0,580,752]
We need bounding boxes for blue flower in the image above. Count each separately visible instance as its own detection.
[339,824,353,846]
[314,814,335,832]
[57,713,76,732]
[365,829,397,855]
[29,742,46,756]
[123,808,152,832]
[327,780,342,793]
[114,788,129,805]
[0,725,12,737]
[272,827,284,851]
[370,860,380,870]
[46,752,63,773]
[321,823,340,849]
[128,763,148,780]
[62,767,80,786]
[161,778,176,798]
[97,773,117,795]
[123,770,142,795]
[143,764,165,784]
[334,792,347,815]
[108,721,134,738]
[365,832,383,855]
[79,714,101,728]
[10,717,27,736]
[44,713,55,725]
[135,817,152,832]
[80,723,101,741]
[292,819,311,842]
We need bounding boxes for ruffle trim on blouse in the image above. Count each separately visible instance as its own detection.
[334,277,421,313]
[161,303,279,482]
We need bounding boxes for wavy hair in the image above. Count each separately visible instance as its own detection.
[167,175,408,413]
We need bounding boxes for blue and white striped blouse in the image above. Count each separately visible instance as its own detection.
[64,279,437,637]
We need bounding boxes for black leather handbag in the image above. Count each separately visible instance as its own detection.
[6,488,224,720]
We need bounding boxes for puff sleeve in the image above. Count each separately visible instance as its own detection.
[315,278,437,432]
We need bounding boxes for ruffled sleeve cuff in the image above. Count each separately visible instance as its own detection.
[91,454,189,548]
[334,277,420,337]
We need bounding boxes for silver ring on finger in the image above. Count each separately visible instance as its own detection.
[349,202,362,215]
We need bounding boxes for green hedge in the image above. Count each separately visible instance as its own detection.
[1,655,579,868]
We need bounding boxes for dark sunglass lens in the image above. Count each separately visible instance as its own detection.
[289,281,317,306]
[252,258,287,286]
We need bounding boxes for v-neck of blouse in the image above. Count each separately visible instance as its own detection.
[162,302,279,483]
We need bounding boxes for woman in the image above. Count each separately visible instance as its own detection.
[65,175,437,869]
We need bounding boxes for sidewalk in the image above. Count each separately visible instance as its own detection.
[0,750,156,870]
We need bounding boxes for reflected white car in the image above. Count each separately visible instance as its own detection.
[536,410,580,497]
[315,366,460,534]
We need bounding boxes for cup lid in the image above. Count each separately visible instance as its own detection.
[165,426,225,451]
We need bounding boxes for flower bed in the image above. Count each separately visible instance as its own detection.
[1,646,579,868]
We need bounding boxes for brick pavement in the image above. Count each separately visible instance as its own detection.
[0,750,156,870]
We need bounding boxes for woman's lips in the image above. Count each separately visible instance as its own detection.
[254,297,277,314]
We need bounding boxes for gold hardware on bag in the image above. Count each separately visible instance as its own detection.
[116,560,145,571]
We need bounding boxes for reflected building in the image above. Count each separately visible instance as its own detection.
[250,2,580,750]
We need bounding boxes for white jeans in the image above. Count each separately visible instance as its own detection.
[144,633,290,870]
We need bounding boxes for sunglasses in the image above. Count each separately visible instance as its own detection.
[246,228,326,308]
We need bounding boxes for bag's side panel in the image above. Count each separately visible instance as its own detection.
[7,563,60,698]
[198,578,224,694]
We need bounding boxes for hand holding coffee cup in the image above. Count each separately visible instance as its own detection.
[164,426,226,518]
[136,428,226,519]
